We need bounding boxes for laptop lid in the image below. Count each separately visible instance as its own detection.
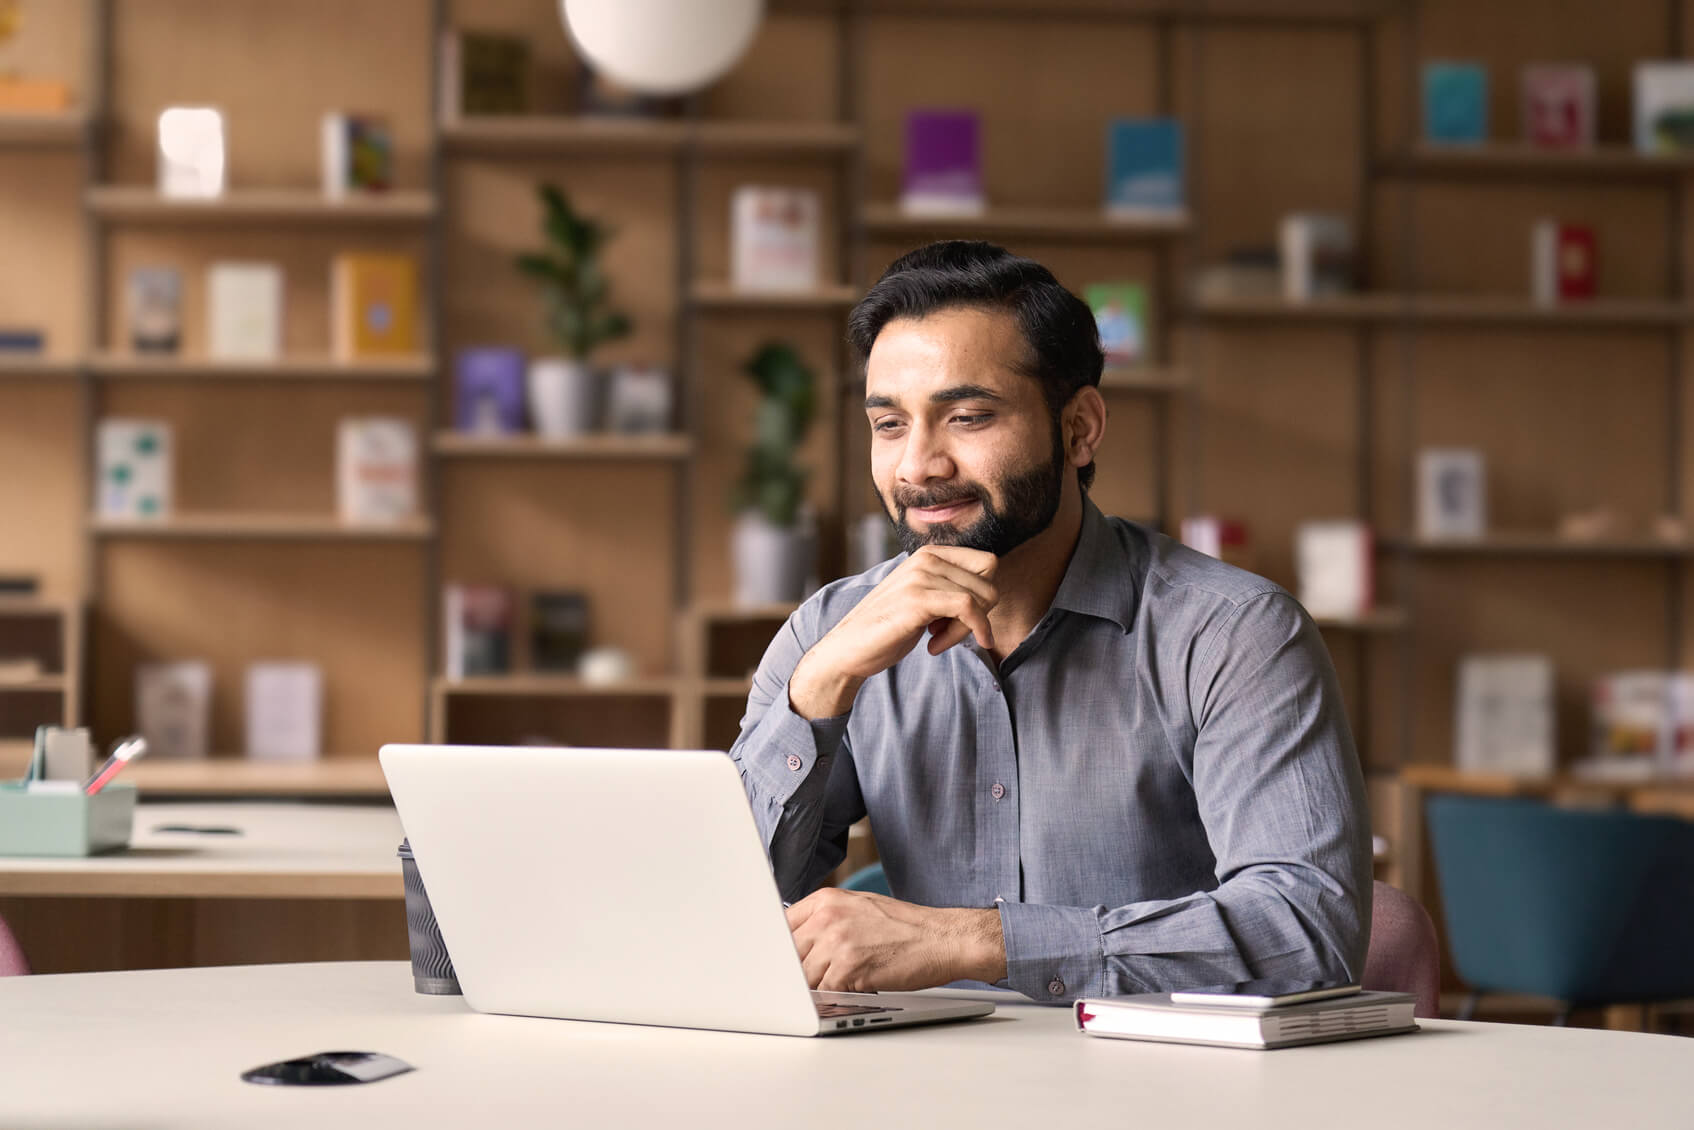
[379,744,826,1036]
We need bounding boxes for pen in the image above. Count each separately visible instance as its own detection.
[82,737,148,796]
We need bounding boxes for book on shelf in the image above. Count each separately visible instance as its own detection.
[1180,516,1251,570]
[1633,61,1694,153]
[1586,670,1694,780]
[331,253,418,360]
[136,660,212,760]
[443,584,514,679]
[0,327,45,353]
[1075,989,1417,1051]
[439,28,530,120]
[1295,520,1374,621]
[730,186,821,292]
[1084,282,1149,366]
[902,109,984,216]
[321,112,394,197]
[0,78,68,113]
[207,261,283,361]
[1415,448,1486,539]
[1522,63,1596,149]
[1103,117,1185,219]
[1191,247,1283,303]
[0,573,39,596]
[605,363,672,435]
[126,266,182,354]
[244,661,322,762]
[1530,219,1597,304]
[336,417,417,525]
[157,105,227,198]
[530,591,591,673]
[1455,654,1556,777]
[96,418,172,520]
[454,347,527,434]
[1279,212,1354,301]
[1422,60,1488,145]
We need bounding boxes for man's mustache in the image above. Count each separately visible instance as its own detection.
[895,486,985,512]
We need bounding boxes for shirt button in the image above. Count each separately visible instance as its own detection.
[990,782,1006,800]
[1048,978,1067,998]
[785,754,803,771]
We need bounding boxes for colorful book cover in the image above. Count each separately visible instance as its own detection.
[1633,61,1694,152]
[1521,64,1595,149]
[454,347,527,434]
[336,417,417,525]
[606,363,672,434]
[1084,282,1148,365]
[331,254,418,360]
[0,328,45,352]
[530,591,591,672]
[126,266,181,354]
[96,418,172,520]
[206,261,283,360]
[1103,118,1184,217]
[902,109,984,215]
[156,106,226,198]
[1530,220,1596,304]
[443,584,513,679]
[1422,61,1488,144]
[731,186,821,292]
[441,29,530,119]
[321,112,393,197]
[244,661,323,762]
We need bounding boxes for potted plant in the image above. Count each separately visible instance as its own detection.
[515,183,632,438]
[731,341,817,606]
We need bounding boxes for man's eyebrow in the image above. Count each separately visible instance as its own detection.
[864,385,1006,411]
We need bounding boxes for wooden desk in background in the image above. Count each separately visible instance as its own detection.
[0,802,406,974]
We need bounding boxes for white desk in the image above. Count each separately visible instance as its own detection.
[1,961,1690,1129]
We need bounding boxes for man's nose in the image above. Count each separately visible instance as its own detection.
[895,420,955,486]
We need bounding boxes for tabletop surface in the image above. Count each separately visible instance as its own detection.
[0,801,404,898]
[0,961,1690,1129]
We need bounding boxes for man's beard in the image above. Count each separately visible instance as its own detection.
[880,421,1066,558]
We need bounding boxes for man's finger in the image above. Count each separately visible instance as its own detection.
[785,894,821,932]
[920,559,1000,610]
[919,544,999,578]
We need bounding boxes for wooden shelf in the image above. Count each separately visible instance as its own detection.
[691,282,861,311]
[125,757,392,798]
[1382,143,1694,180]
[0,111,87,147]
[441,116,859,157]
[1385,533,1693,558]
[1100,365,1187,392]
[86,187,437,224]
[0,676,65,693]
[1191,293,1691,328]
[0,355,79,378]
[88,353,435,381]
[689,602,800,623]
[1313,608,1408,631]
[701,678,755,697]
[433,432,694,461]
[435,675,681,697]
[90,513,436,541]
[863,204,1190,242]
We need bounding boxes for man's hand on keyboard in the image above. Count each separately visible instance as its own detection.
[785,887,1006,993]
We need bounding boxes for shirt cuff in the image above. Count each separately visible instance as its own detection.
[739,685,851,808]
[998,901,1105,1004]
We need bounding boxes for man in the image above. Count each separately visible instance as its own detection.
[728,240,1372,1004]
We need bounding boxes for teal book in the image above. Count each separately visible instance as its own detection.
[1423,61,1488,144]
[1104,118,1184,216]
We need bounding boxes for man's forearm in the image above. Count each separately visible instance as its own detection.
[942,907,1007,984]
[787,643,865,721]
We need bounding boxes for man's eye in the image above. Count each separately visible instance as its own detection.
[872,419,905,433]
[950,414,990,426]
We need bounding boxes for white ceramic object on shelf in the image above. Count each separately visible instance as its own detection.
[527,358,599,439]
[732,510,814,607]
[578,647,635,686]
[561,0,764,96]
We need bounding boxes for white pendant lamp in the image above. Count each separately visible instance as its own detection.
[561,0,765,96]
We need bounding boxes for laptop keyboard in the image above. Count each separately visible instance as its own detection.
[814,1002,902,1018]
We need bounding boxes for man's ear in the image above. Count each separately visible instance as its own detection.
[1064,386,1107,469]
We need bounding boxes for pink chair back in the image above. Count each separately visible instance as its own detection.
[1363,880,1439,1018]
[0,912,29,976]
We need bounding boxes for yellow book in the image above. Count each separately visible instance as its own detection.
[331,253,417,360]
[0,78,69,113]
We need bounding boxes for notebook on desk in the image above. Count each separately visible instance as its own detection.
[378,743,995,1037]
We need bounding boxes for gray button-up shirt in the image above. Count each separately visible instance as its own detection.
[730,498,1372,1003]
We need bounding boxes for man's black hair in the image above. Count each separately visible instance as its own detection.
[846,240,1105,491]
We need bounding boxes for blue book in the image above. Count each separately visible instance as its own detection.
[1423,61,1488,144]
[0,328,45,352]
[1104,118,1184,217]
[454,347,527,434]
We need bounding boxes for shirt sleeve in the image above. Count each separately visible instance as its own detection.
[997,591,1373,1003]
[727,603,867,904]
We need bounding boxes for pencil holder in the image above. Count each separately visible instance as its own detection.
[0,782,136,856]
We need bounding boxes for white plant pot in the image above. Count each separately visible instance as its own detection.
[528,358,600,439]
[732,510,813,606]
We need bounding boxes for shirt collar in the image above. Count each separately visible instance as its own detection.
[1047,496,1139,633]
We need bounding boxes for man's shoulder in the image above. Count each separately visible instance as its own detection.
[1105,515,1294,617]
[786,554,905,639]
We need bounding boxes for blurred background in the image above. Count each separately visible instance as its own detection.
[0,0,1691,1032]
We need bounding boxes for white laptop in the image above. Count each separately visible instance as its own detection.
[378,744,996,1037]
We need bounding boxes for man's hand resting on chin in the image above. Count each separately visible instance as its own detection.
[785,887,1007,993]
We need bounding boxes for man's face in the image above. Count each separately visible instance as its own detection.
[864,307,1066,558]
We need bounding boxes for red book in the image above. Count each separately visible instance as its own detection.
[1532,220,1597,303]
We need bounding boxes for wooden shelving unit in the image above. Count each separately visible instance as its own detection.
[0,111,87,148]
[432,432,694,461]
[1191,293,1690,327]
[434,675,681,697]
[863,203,1190,242]
[441,116,860,156]
[0,599,84,752]
[1387,534,1693,558]
[690,282,862,311]
[0,356,81,378]
[1099,365,1187,392]
[1313,608,1409,631]
[1382,143,1694,180]
[88,353,436,382]
[85,187,438,224]
[89,514,436,541]
[124,757,392,798]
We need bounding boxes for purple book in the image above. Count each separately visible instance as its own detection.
[454,347,526,434]
[902,109,984,214]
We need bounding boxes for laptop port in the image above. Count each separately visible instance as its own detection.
[836,1021,847,1028]
[870,1016,892,1023]
[852,1019,866,1027]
